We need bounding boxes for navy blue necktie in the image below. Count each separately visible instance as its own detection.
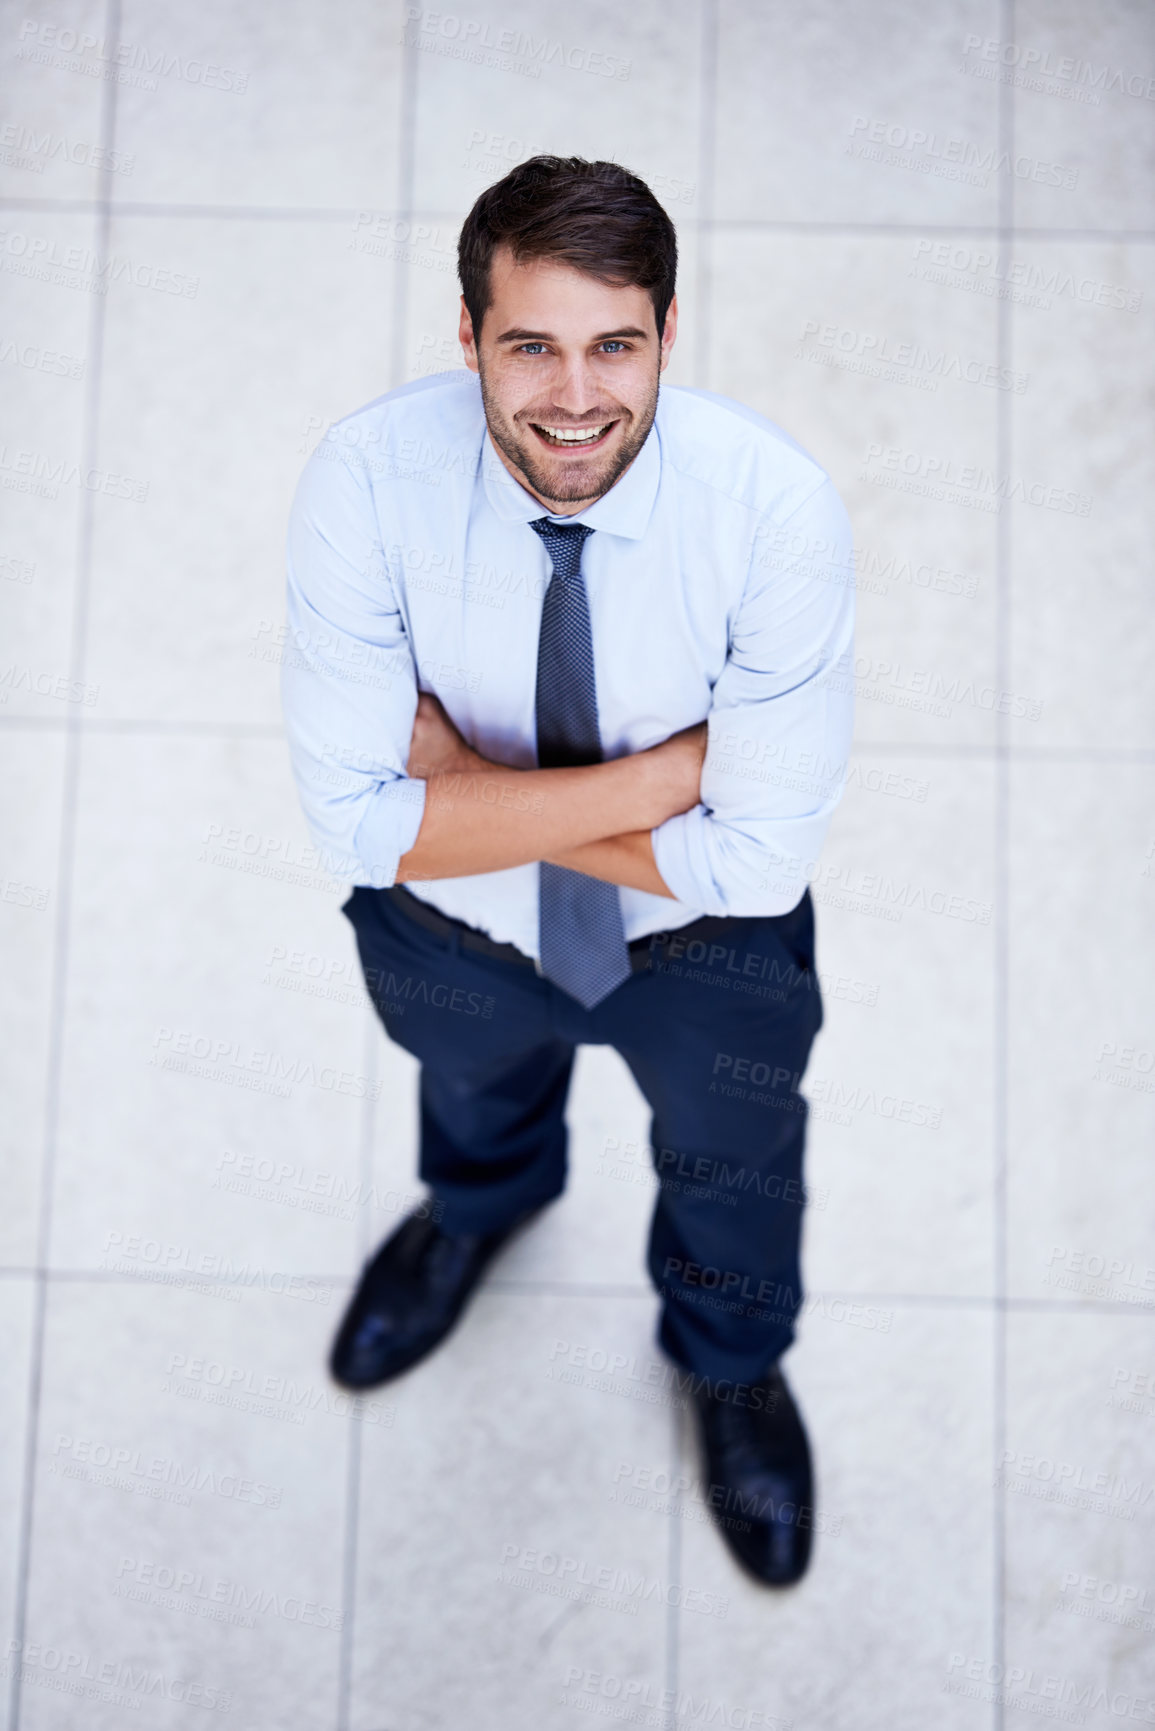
[530,517,632,1009]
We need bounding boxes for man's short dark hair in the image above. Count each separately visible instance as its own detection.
[457,155,677,342]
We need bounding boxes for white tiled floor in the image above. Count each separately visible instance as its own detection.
[2,2,1153,1728]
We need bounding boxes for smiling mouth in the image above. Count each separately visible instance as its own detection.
[530,421,617,451]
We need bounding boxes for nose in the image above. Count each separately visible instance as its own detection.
[544,351,608,420]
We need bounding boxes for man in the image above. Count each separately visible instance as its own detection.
[282,156,854,1587]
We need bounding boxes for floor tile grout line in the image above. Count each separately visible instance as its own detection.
[6,6,121,1728]
[336,25,419,1723]
[387,23,420,394]
[1,1268,1153,1316]
[0,720,288,735]
[335,1014,379,1731]
[699,222,1155,242]
[335,1416,362,1731]
[354,1018,385,1272]
[664,1399,685,1728]
[1,195,1153,244]
[845,745,1155,761]
[668,0,716,1704]
[691,0,717,403]
[992,8,1015,1725]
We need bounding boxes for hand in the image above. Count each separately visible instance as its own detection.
[406,692,485,780]
[643,721,707,820]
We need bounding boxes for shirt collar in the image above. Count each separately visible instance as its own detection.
[480,416,661,541]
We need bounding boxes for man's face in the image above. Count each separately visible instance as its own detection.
[459,246,677,514]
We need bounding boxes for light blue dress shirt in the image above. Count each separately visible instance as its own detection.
[282,370,854,961]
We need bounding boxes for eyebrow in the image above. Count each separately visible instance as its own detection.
[495,326,652,344]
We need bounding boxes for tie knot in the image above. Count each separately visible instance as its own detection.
[530,517,593,551]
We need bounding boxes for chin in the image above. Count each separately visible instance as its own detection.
[539,469,615,504]
[527,445,622,495]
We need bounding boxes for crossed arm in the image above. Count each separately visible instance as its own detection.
[396,693,707,898]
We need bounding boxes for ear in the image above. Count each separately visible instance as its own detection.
[658,294,678,373]
[459,297,479,373]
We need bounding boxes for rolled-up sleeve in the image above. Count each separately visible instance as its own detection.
[281,444,426,888]
[651,477,855,917]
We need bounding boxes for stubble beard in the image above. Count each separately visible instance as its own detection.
[477,359,660,507]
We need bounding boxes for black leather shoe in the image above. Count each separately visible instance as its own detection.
[693,1364,815,1586]
[330,1206,538,1390]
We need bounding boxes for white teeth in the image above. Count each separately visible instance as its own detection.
[538,424,609,444]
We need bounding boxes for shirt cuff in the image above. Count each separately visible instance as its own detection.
[351,777,428,888]
[653,806,821,920]
[651,807,725,917]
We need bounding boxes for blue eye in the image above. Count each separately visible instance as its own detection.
[601,341,626,353]
[519,343,546,354]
